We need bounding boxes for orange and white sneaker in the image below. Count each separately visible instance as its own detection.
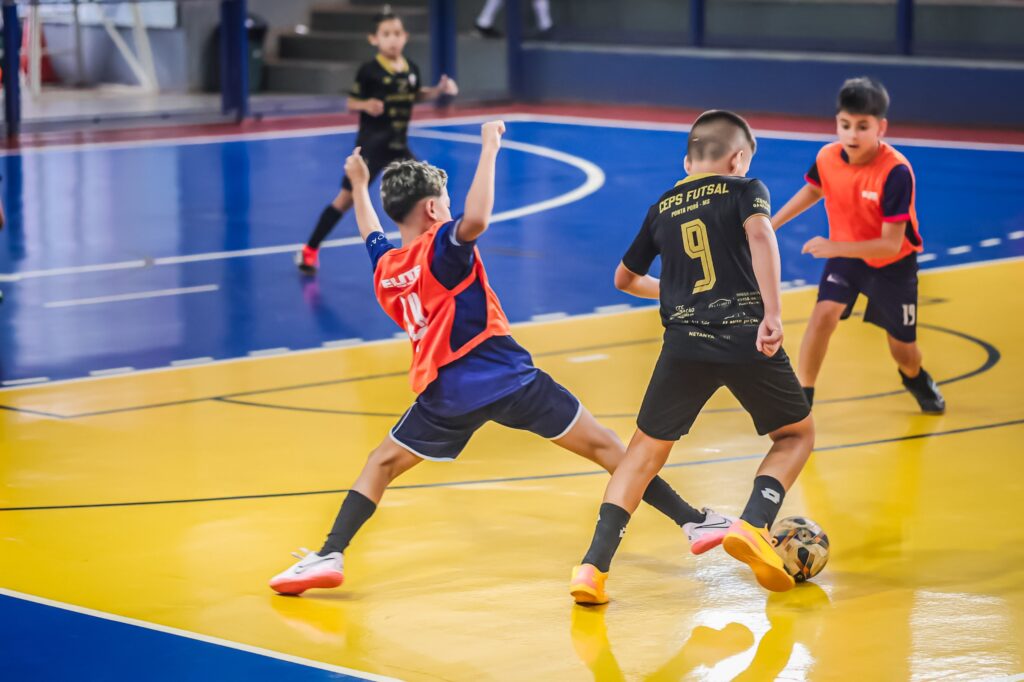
[570,564,610,605]
[296,246,319,274]
[722,519,795,592]
[269,548,344,595]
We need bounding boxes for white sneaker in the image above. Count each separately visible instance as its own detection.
[683,508,736,555]
[269,548,344,595]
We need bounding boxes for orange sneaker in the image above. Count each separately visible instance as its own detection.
[722,519,795,592]
[296,246,319,274]
[570,564,610,605]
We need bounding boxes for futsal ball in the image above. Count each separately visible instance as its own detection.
[771,516,829,583]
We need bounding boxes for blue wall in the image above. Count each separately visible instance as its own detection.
[521,44,1024,128]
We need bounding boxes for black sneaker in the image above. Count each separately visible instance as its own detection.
[474,22,503,39]
[900,368,946,414]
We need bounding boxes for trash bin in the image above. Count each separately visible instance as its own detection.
[244,14,267,92]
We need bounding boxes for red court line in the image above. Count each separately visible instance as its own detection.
[3,102,1023,150]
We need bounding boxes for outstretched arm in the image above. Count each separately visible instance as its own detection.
[417,74,459,102]
[802,221,905,260]
[771,184,822,230]
[345,147,384,241]
[457,120,505,243]
[744,214,784,357]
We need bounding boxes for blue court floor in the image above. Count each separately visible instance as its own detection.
[1,114,1022,386]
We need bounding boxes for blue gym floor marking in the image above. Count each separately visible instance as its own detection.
[0,116,1021,385]
[0,590,393,681]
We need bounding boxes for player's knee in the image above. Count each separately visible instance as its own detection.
[366,445,407,480]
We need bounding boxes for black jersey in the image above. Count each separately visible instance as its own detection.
[349,55,422,152]
[622,173,775,362]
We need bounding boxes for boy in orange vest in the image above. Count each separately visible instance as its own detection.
[772,77,945,414]
[269,121,729,596]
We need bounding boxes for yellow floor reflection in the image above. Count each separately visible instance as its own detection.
[2,260,1023,680]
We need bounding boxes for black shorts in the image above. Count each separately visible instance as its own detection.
[341,146,414,191]
[390,370,582,461]
[817,254,919,342]
[637,350,810,440]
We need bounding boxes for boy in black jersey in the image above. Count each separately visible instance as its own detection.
[297,8,459,274]
[569,111,816,604]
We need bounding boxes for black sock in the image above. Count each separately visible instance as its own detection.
[900,367,932,389]
[803,386,815,407]
[307,205,344,250]
[319,490,376,555]
[581,503,630,572]
[740,475,786,530]
[642,476,704,526]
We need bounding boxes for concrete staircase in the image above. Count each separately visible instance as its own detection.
[265,1,507,100]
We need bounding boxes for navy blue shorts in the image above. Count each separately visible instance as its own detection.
[817,254,919,342]
[341,147,414,191]
[390,370,582,461]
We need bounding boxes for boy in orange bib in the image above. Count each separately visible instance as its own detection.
[772,77,945,414]
[269,122,726,596]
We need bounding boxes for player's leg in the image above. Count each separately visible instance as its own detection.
[569,355,720,604]
[532,0,553,32]
[268,436,421,595]
[493,371,711,531]
[475,0,505,37]
[863,259,945,413]
[721,357,814,592]
[269,400,480,595]
[798,258,864,406]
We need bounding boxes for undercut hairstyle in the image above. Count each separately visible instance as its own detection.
[837,77,890,118]
[381,160,448,222]
[686,110,757,162]
[372,6,401,33]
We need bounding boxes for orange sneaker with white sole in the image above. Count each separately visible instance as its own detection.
[722,519,795,592]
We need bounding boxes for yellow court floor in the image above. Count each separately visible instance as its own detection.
[2,260,1023,681]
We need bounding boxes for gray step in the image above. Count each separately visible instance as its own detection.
[264,58,360,94]
[343,0,479,30]
[311,5,430,34]
[279,31,430,65]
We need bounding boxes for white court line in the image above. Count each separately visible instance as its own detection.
[44,285,219,308]
[568,354,610,363]
[2,377,50,387]
[89,367,135,377]
[0,125,605,284]
[0,588,399,682]
[980,238,1002,247]
[4,254,1023,394]
[947,245,972,255]
[918,253,937,262]
[322,338,364,348]
[530,312,568,322]
[170,357,214,367]
[248,348,290,358]
[595,304,632,314]
[1010,231,1024,240]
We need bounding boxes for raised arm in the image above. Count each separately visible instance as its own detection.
[771,184,822,230]
[457,120,505,243]
[744,214,784,357]
[345,147,384,241]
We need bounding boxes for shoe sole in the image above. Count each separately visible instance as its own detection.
[690,531,727,555]
[723,531,794,593]
[270,572,344,596]
[570,584,608,606]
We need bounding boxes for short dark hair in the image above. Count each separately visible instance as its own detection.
[837,77,890,118]
[686,109,757,162]
[381,160,448,222]
[372,5,402,33]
